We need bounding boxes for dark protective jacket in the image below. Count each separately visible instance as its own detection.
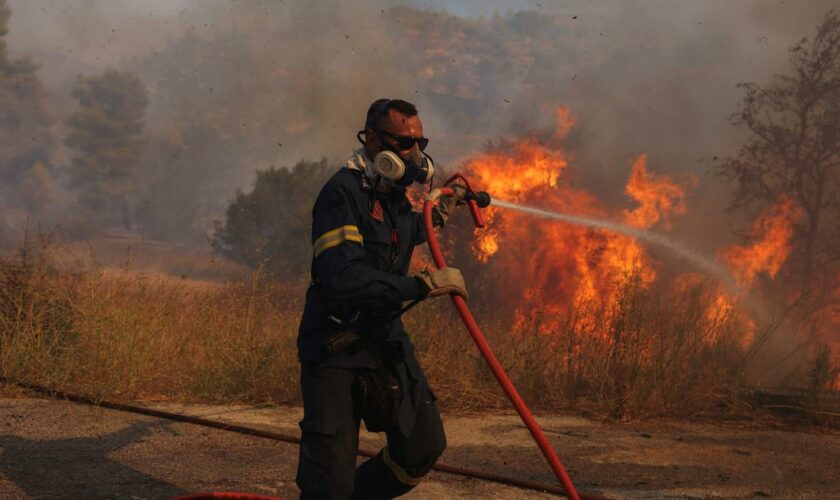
[297,166,429,367]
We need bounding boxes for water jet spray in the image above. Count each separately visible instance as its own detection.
[489,198,776,325]
[491,198,736,289]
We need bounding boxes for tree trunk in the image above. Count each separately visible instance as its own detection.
[801,173,824,292]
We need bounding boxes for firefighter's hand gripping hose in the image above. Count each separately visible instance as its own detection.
[423,174,582,500]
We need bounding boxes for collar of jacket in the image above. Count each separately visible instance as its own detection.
[346,147,392,194]
[346,148,414,213]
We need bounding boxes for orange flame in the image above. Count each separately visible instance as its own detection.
[462,108,663,335]
[623,154,696,229]
[464,110,573,263]
[553,106,576,140]
[668,273,755,347]
[449,105,832,390]
[722,196,802,287]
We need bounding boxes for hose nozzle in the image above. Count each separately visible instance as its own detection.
[442,173,490,228]
[466,191,491,208]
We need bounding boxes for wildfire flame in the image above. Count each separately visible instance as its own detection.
[461,107,693,335]
[450,106,836,389]
[623,154,696,230]
[465,135,572,263]
[722,196,802,287]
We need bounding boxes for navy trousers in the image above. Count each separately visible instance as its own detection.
[296,358,446,499]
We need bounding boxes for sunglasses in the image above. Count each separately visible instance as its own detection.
[378,129,430,151]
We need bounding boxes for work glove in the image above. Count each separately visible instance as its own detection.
[433,183,468,227]
[417,267,469,299]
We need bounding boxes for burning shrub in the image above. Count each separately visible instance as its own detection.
[429,103,837,408]
[406,268,750,418]
[0,235,830,418]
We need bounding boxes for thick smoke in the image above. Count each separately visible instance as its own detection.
[0,0,836,247]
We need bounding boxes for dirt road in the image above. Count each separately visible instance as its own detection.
[1,396,838,499]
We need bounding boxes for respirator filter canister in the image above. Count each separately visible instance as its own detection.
[374,150,435,186]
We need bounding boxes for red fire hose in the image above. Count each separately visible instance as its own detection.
[423,175,581,500]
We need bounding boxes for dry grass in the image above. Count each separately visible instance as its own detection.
[61,234,250,282]
[1,238,834,420]
[1,238,303,404]
[410,274,751,419]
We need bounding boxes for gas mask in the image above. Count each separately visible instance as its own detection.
[372,148,435,187]
[356,97,435,187]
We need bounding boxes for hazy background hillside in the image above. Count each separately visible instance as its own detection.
[1,0,835,249]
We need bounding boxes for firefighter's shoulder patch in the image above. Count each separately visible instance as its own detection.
[371,199,385,222]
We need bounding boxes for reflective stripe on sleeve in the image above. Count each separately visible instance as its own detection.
[313,225,363,258]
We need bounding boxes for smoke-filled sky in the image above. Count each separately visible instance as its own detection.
[3,0,837,247]
[8,0,834,161]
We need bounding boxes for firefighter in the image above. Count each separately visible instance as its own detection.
[295,98,468,499]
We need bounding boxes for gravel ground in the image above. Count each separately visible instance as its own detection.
[1,395,838,499]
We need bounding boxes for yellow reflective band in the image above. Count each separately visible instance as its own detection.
[313,225,363,258]
[382,446,424,486]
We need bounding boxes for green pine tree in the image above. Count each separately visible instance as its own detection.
[64,69,149,230]
[0,0,55,211]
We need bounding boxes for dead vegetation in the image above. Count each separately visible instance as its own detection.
[0,237,836,423]
[0,236,302,404]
